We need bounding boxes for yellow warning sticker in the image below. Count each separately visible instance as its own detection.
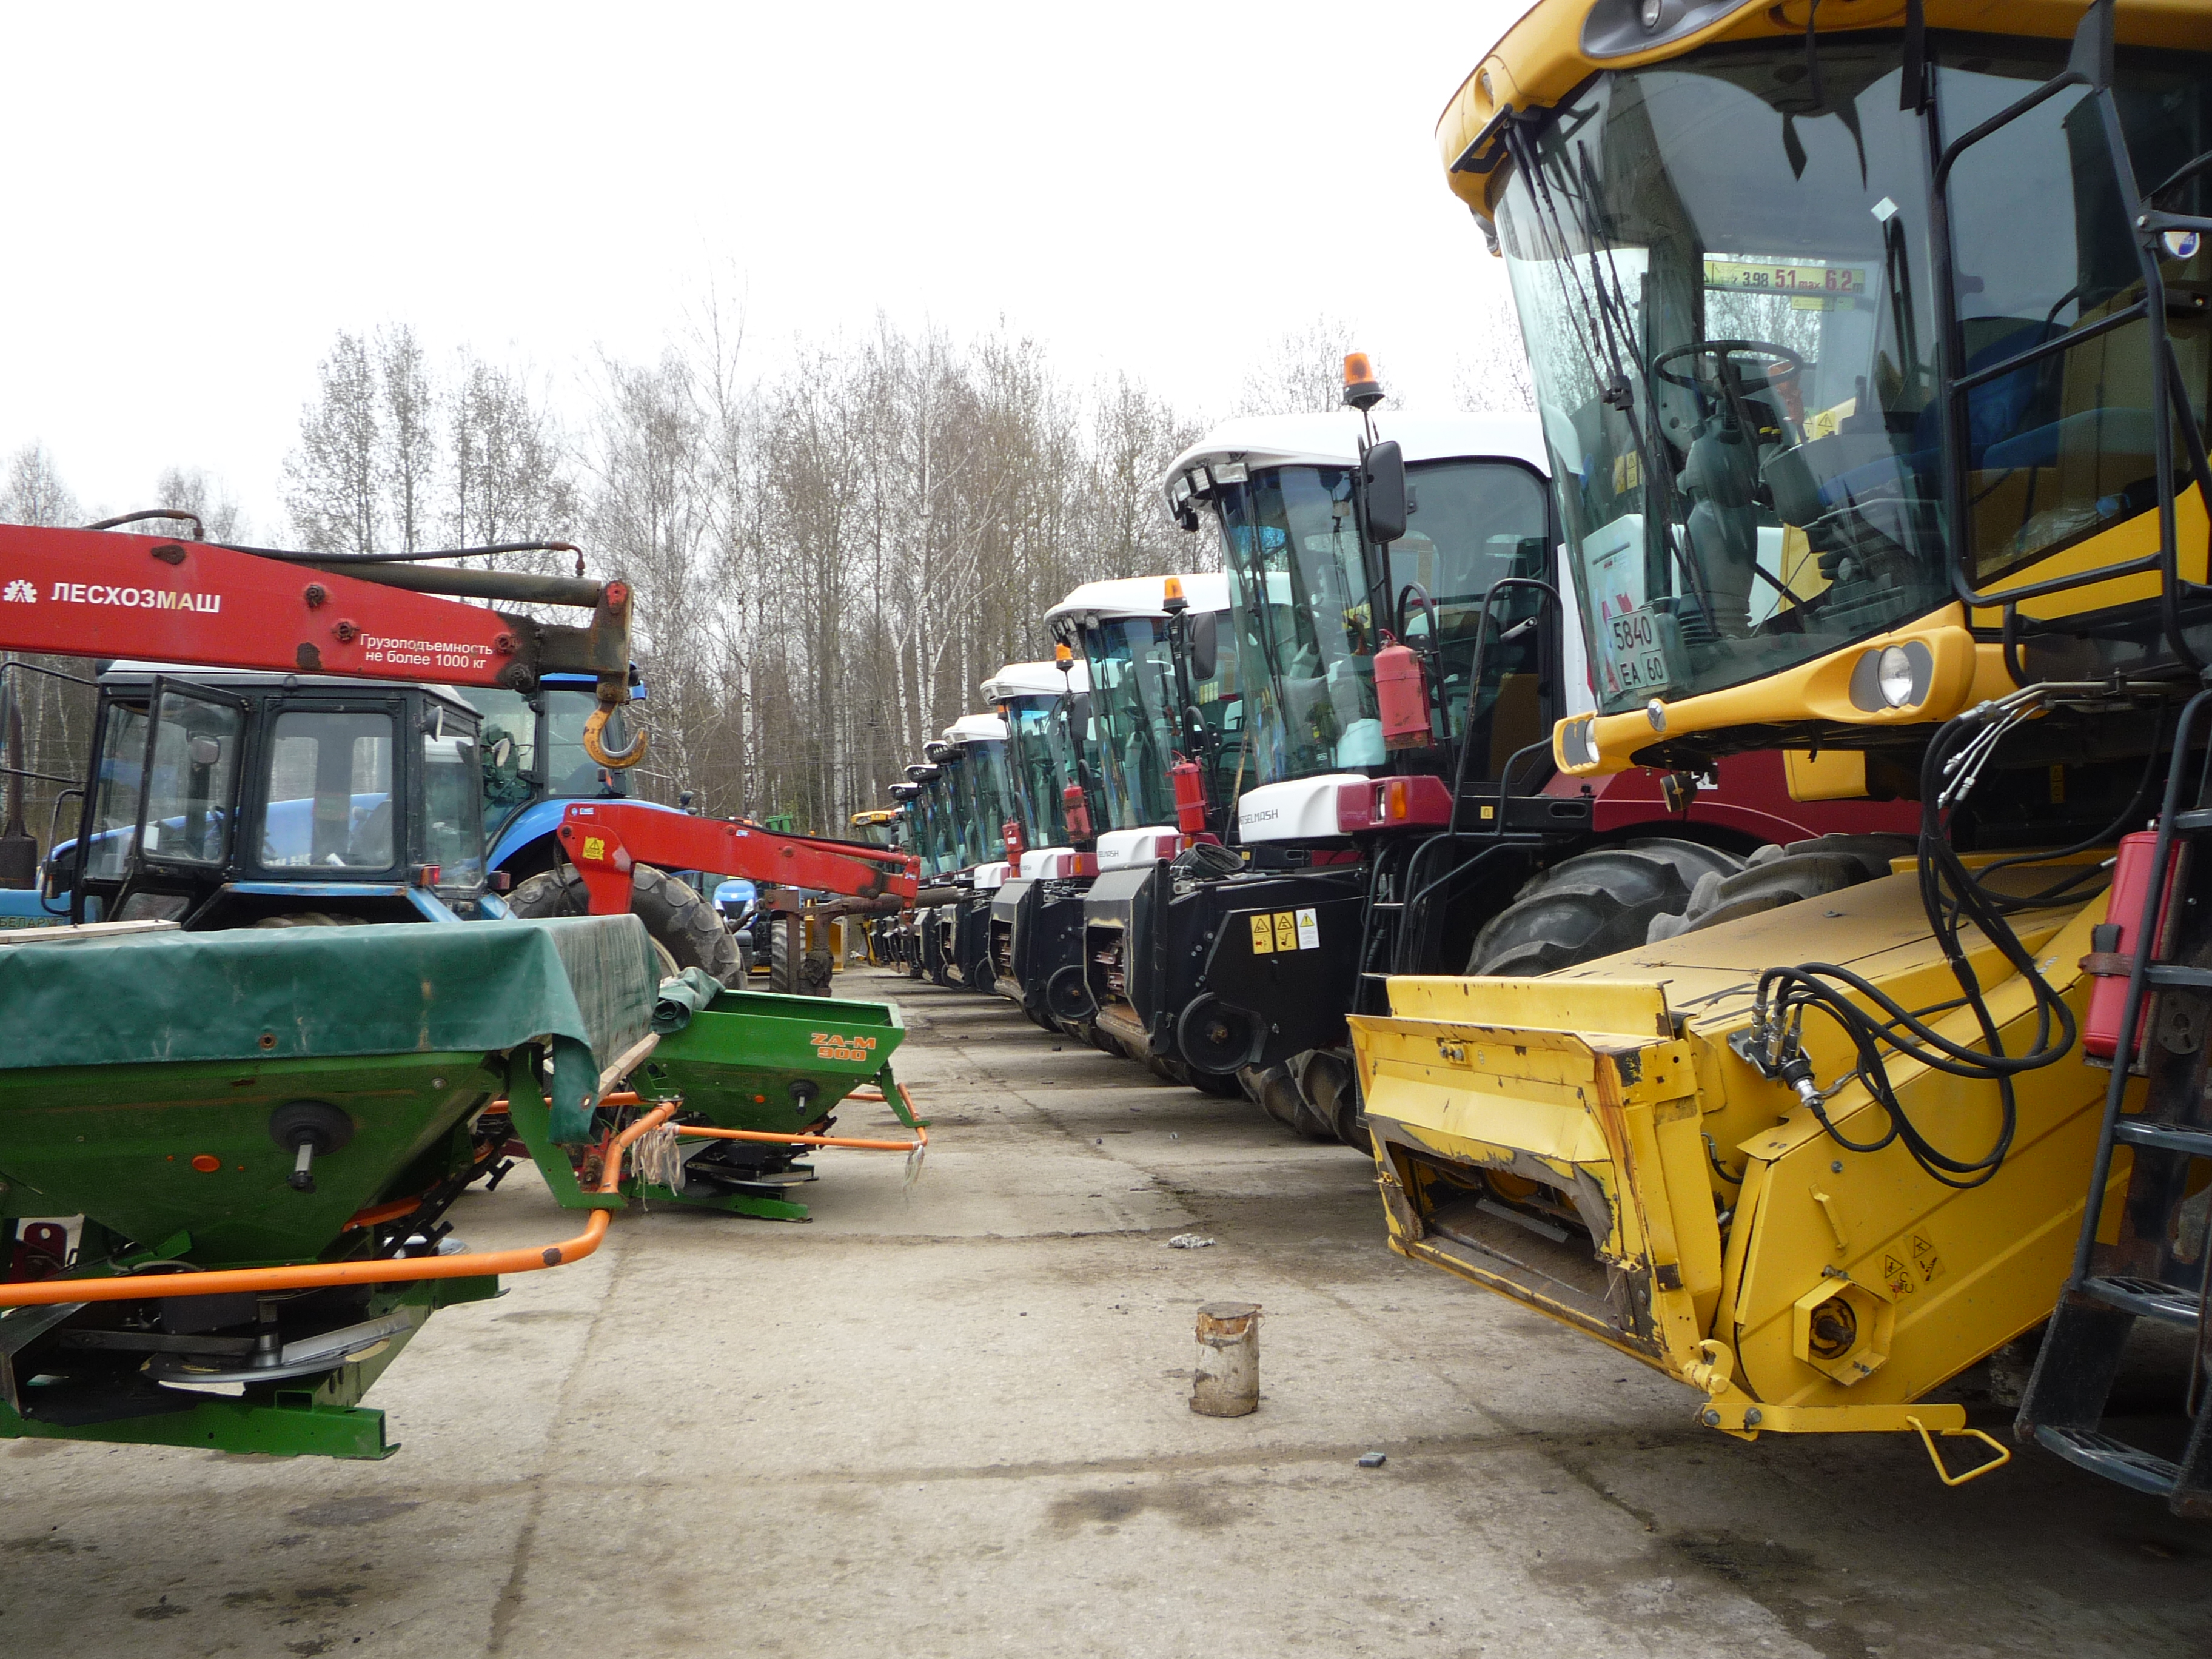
[1249,915,1273,954]
[1911,1230,1943,1283]
[581,836,606,863]
[1883,1253,1916,1298]
[1274,911,1299,953]
[1295,908,1320,950]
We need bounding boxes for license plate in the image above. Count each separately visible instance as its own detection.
[1601,603,1672,697]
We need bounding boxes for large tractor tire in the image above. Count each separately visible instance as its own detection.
[509,865,739,985]
[768,920,835,996]
[1467,838,1746,976]
[1646,834,1917,942]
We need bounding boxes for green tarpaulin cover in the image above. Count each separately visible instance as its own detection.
[0,916,658,1141]
[651,966,722,1034]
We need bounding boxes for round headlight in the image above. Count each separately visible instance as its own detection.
[1876,645,1915,708]
[1640,0,1665,28]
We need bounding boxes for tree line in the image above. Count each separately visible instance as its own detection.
[2,295,1533,844]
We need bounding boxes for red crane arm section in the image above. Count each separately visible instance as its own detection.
[0,523,532,686]
[555,802,920,914]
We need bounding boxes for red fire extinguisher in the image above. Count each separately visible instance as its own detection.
[1171,754,1208,836]
[1374,635,1433,751]
[1003,817,1025,859]
[1062,782,1091,842]
[2083,829,2173,1061]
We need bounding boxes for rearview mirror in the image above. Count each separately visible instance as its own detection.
[1187,610,1219,683]
[1358,440,1407,546]
[1070,692,1093,737]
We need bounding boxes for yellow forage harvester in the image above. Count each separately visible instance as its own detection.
[1355,0,2212,1507]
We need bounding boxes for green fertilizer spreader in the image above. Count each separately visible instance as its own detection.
[0,915,659,1460]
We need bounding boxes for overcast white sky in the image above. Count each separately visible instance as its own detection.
[1,1,1526,534]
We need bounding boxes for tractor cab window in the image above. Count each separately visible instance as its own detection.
[1218,467,1384,782]
[84,702,150,882]
[1185,611,1245,810]
[923,772,961,874]
[1936,42,2211,586]
[545,689,631,800]
[260,711,395,870]
[139,688,243,869]
[1386,461,1553,780]
[461,686,538,832]
[1495,33,2212,718]
[420,711,485,888]
[1003,695,1072,848]
[962,739,1014,863]
[1085,617,1182,829]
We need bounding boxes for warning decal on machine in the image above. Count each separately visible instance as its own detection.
[1250,910,1318,954]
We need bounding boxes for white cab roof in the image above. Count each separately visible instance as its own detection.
[1162,411,1549,491]
[981,659,1088,700]
[1042,572,1230,630]
[945,712,1008,744]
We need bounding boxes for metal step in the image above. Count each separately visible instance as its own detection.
[2144,964,2212,990]
[2035,1425,2181,1496]
[2116,1119,2212,1158]
[2081,1275,2203,1324]
[2168,808,2212,833]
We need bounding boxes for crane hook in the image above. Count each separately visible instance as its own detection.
[583,701,648,769]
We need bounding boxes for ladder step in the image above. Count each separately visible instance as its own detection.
[2145,964,2212,990]
[2115,1119,2212,1158]
[2034,1425,2182,1496]
[2081,1274,2203,1324]
[2170,808,2212,833]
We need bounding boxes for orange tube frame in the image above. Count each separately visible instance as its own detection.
[666,1079,927,1153]
[674,1124,926,1153]
[0,1102,677,1308]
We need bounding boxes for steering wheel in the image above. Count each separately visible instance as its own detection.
[1651,338,1805,392]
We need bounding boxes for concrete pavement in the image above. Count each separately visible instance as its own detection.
[3,968,2207,1657]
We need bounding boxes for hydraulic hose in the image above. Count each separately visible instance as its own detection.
[0,1102,676,1307]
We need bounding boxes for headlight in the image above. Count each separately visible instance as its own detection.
[1848,640,1934,712]
[1876,646,1915,708]
[1559,716,1598,769]
[1210,458,1248,484]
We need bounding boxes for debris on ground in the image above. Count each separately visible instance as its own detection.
[1357,1452,1387,1469]
[1167,1233,1216,1250]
